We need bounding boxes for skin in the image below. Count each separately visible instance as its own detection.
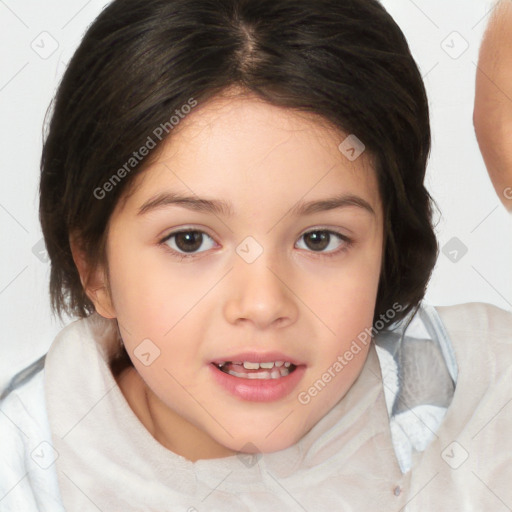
[474,0,512,212]
[71,86,384,462]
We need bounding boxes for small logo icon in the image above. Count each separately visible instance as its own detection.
[441,441,469,469]
[441,31,469,60]
[236,236,264,264]
[134,338,161,366]
[338,134,366,161]
[30,441,59,469]
[237,442,261,468]
[32,238,49,263]
[30,31,59,60]
[442,237,468,263]
[338,134,365,162]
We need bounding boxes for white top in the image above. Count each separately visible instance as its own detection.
[1,301,511,511]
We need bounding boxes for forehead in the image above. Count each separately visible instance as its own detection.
[166,89,374,169]
[117,89,381,218]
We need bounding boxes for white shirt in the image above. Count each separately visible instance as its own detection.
[1,301,511,511]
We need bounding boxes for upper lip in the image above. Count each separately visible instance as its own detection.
[210,351,305,366]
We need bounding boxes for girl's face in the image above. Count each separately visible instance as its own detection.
[95,89,384,460]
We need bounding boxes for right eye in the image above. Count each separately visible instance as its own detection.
[159,229,217,258]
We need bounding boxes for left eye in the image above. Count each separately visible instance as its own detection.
[295,230,349,253]
[160,228,350,258]
[162,230,216,254]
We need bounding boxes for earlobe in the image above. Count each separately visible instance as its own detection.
[88,285,116,319]
[69,235,117,319]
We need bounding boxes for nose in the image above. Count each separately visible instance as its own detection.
[222,252,299,330]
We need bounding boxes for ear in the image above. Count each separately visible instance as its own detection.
[69,235,116,319]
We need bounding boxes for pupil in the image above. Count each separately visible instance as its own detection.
[176,231,202,252]
[305,231,329,251]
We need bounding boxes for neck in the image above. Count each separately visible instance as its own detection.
[115,366,236,461]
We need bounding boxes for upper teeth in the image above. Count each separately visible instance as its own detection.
[219,361,292,369]
[243,361,292,369]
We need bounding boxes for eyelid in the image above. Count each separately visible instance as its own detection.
[160,229,215,244]
[158,225,354,260]
[295,227,353,257]
[299,225,351,238]
[159,225,217,243]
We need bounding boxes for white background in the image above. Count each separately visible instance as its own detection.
[1,0,511,390]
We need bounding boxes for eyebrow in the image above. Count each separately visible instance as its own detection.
[137,191,375,217]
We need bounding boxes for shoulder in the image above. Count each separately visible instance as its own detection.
[434,302,512,341]
[433,302,512,388]
[0,362,47,453]
[0,361,65,511]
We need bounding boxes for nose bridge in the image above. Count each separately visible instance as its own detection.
[223,238,298,328]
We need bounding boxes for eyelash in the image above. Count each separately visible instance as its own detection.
[158,227,354,262]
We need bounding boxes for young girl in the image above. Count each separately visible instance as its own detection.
[1,0,511,510]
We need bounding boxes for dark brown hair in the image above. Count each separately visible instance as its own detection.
[39,0,438,330]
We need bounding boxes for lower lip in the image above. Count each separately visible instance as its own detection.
[209,364,306,402]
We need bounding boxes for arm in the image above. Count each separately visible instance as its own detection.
[473,0,512,212]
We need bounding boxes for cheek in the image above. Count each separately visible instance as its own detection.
[107,242,186,321]
[107,245,209,365]
[305,250,381,334]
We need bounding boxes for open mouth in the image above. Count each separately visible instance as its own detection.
[209,356,306,401]
[213,361,297,379]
